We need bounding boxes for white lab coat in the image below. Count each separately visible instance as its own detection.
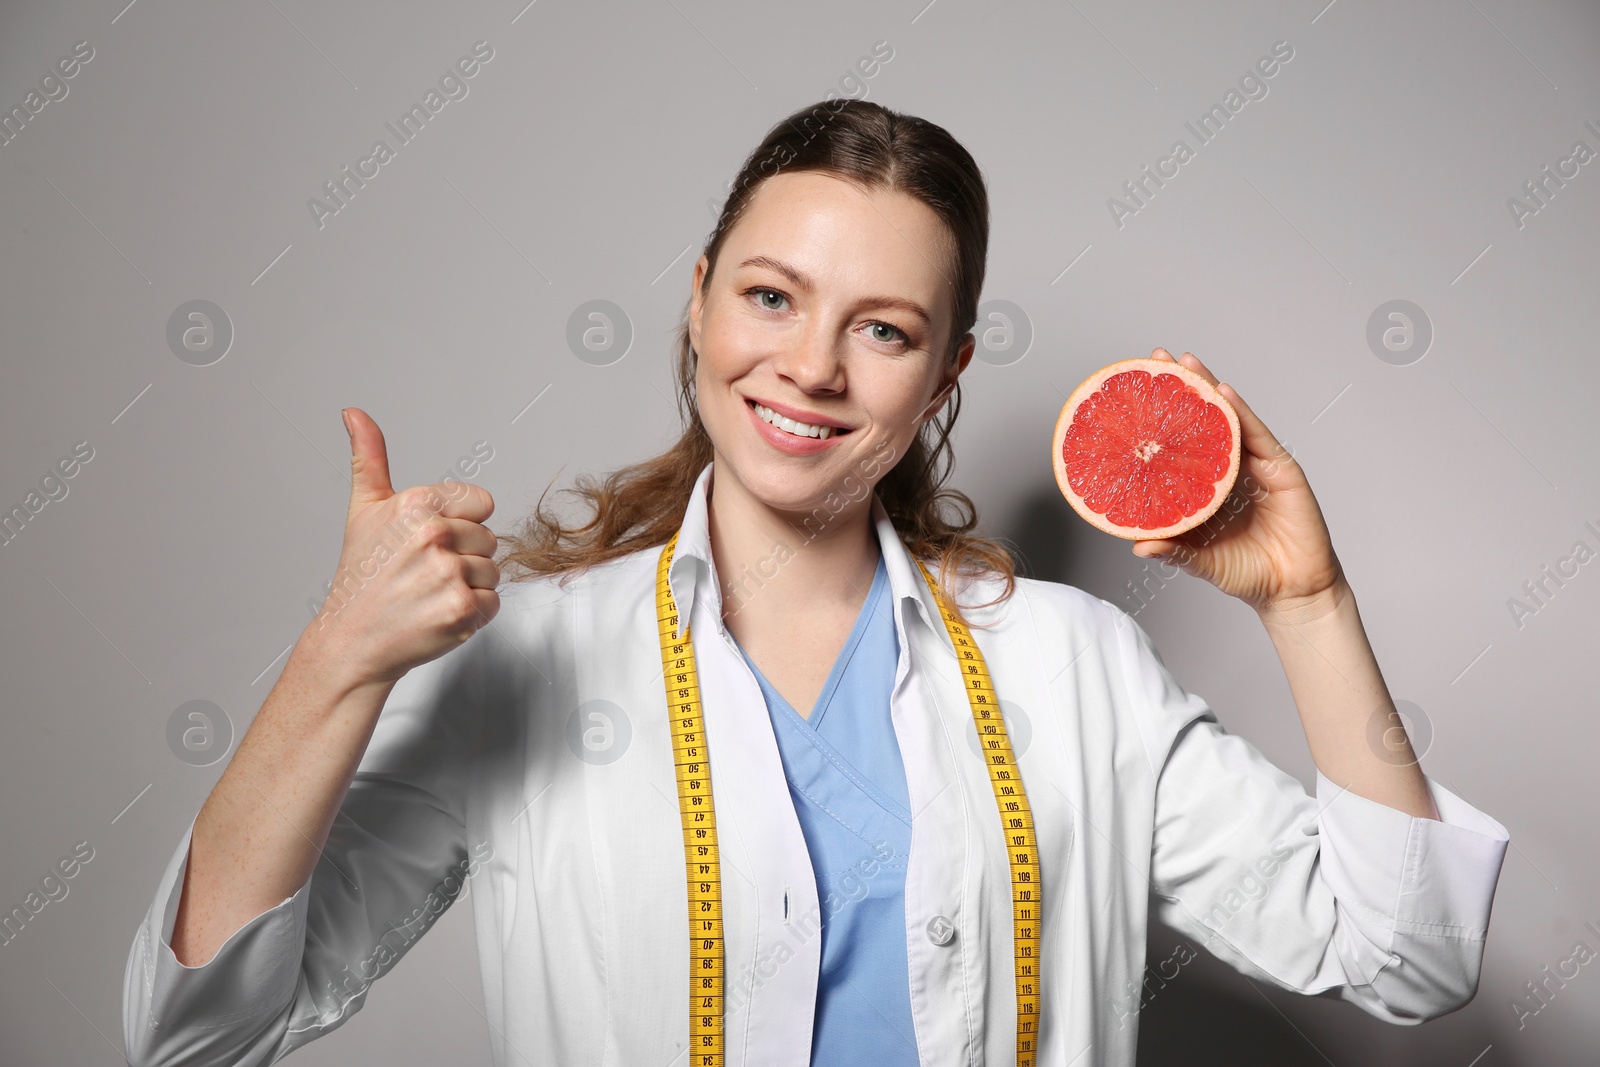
[122,460,1510,1067]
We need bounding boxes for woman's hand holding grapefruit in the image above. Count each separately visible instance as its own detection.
[1128,349,1347,621]
[311,407,502,687]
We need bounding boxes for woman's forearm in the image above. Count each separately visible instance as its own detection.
[1255,576,1441,821]
[169,632,398,968]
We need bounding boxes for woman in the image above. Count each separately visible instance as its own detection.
[122,99,1509,1067]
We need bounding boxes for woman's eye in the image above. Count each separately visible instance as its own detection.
[745,287,907,346]
[867,321,908,346]
[749,287,787,311]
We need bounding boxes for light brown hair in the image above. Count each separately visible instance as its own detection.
[496,98,1018,628]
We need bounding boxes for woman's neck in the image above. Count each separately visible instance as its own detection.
[705,460,882,627]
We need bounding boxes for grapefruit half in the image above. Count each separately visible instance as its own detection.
[1051,358,1241,540]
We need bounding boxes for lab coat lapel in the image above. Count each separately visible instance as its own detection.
[873,494,984,1067]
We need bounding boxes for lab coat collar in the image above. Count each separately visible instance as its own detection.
[666,460,941,648]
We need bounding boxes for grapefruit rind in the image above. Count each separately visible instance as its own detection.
[1051,358,1242,541]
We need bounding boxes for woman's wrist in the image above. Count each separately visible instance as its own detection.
[289,624,401,706]
[1254,572,1353,632]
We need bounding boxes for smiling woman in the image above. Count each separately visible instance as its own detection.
[496,100,1014,628]
[123,98,1509,1067]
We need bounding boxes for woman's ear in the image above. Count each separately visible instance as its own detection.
[688,255,710,350]
[918,334,973,424]
[918,381,955,425]
[954,331,975,375]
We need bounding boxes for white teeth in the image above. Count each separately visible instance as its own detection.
[754,402,836,440]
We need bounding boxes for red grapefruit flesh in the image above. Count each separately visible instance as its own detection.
[1051,358,1241,540]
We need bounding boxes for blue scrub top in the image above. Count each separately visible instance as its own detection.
[731,552,920,1066]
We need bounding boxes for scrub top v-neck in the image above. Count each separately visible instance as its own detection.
[731,551,919,1066]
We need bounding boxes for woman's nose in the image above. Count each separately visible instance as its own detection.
[772,322,847,391]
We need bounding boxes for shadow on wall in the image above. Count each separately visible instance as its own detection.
[1003,481,1152,609]
[1000,485,1526,1066]
[1134,965,1331,1064]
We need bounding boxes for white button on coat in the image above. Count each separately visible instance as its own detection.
[121,461,1511,1067]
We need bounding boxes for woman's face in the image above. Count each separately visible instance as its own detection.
[689,170,974,522]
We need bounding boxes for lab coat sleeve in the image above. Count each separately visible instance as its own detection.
[1110,605,1510,1024]
[122,643,487,1067]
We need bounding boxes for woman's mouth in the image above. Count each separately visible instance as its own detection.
[744,398,853,455]
[747,399,852,440]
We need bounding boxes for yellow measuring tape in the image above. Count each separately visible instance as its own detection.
[655,531,1040,1065]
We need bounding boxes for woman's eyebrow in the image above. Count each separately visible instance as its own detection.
[738,255,932,327]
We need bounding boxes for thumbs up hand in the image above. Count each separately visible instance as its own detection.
[314,407,501,686]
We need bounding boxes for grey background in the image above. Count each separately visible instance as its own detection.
[1,0,1595,1063]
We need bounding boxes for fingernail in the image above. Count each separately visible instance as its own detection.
[341,408,352,438]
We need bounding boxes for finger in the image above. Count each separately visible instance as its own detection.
[1216,382,1294,470]
[469,587,501,626]
[1149,347,1221,390]
[1176,350,1221,387]
[1132,538,1177,561]
[432,480,496,525]
[1132,538,1204,573]
[459,553,501,591]
[433,516,500,558]
[458,586,501,638]
[346,408,395,507]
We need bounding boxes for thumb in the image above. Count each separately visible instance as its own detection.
[343,407,394,506]
[1133,539,1185,565]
